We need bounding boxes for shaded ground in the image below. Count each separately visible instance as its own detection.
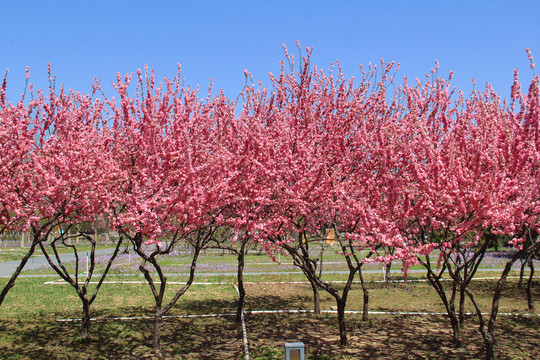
[0,313,538,359]
[0,276,537,359]
[248,313,540,360]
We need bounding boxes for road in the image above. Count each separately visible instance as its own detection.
[0,249,529,279]
[0,248,117,277]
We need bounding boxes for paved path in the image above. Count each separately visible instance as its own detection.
[0,248,117,277]
[0,249,528,279]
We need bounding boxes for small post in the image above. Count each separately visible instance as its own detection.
[285,342,304,360]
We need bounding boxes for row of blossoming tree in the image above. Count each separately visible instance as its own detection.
[0,47,539,359]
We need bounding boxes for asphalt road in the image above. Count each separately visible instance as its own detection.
[0,248,529,279]
[0,248,118,277]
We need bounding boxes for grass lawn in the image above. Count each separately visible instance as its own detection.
[0,246,538,359]
[0,270,538,359]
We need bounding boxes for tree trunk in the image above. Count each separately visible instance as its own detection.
[385,261,392,284]
[236,250,246,322]
[484,332,495,360]
[526,259,535,311]
[81,300,91,339]
[336,298,348,346]
[19,232,25,248]
[481,245,531,360]
[449,310,461,345]
[518,258,527,287]
[459,285,466,325]
[0,237,38,306]
[309,279,321,315]
[358,268,369,321]
[318,247,324,278]
[153,307,163,352]
[362,287,369,321]
[447,289,461,346]
[426,272,461,345]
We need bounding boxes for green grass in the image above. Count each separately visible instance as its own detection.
[0,246,538,359]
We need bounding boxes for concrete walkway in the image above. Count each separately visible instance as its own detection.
[0,249,531,279]
[0,248,117,277]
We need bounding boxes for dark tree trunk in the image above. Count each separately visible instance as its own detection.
[362,287,369,321]
[448,278,461,345]
[281,233,357,347]
[449,309,461,345]
[459,285,466,325]
[358,268,369,321]
[385,261,392,283]
[0,236,38,306]
[482,255,523,359]
[334,262,356,346]
[476,245,533,360]
[526,259,535,311]
[152,306,163,351]
[81,300,91,339]
[236,248,246,322]
[134,230,207,353]
[484,333,495,360]
[318,247,324,278]
[336,298,348,346]
[425,268,461,346]
[309,279,321,315]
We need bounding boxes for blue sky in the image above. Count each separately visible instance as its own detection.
[1,1,539,102]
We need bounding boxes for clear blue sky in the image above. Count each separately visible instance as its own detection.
[1,0,539,102]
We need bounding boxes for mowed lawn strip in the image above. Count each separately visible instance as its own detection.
[0,274,538,359]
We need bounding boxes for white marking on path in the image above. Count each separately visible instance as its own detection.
[56,308,539,322]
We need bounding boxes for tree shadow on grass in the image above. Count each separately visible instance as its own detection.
[165,316,243,359]
[178,298,237,314]
[1,297,538,359]
[244,294,314,311]
[0,316,154,359]
[0,312,245,359]
[245,312,540,360]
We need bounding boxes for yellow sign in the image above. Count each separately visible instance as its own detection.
[326,229,335,245]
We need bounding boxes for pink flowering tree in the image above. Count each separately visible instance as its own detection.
[0,70,58,306]
[0,69,125,340]
[31,80,125,339]
[205,87,277,322]
[383,69,475,345]
[244,46,411,345]
[468,62,540,360]
[391,56,540,359]
[106,68,231,351]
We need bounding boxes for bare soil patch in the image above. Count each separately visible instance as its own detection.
[0,312,538,359]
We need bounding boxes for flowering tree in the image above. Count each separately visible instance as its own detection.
[0,70,51,306]
[0,69,126,340]
[468,63,540,360]
[389,56,540,359]
[106,68,232,351]
[239,46,412,345]
[1,47,537,358]
[30,80,126,338]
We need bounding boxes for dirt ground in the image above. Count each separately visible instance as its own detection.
[0,312,538,359]
[0,280,538,359]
